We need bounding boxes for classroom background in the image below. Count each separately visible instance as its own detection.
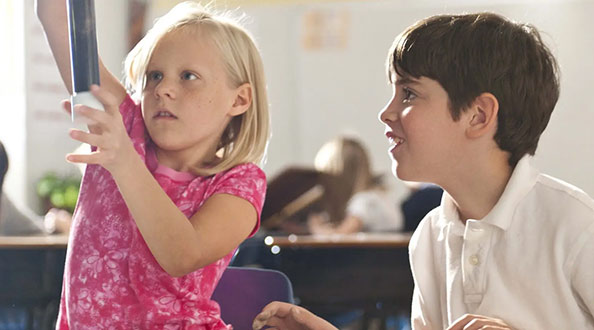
[1,0,593,226]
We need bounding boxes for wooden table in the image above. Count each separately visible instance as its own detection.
[0,234,68,249]
[0,235,68,329]
[236,233,414,330]
[266,232,411,248]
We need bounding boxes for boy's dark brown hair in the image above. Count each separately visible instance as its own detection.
[387,12,560,166]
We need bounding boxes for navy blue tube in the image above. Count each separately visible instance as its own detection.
[67,0,100,93]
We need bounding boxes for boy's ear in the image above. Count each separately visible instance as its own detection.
[465,92,499,139]
[228,83,252,117]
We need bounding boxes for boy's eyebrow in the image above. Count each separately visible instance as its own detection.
[395,76,420,86]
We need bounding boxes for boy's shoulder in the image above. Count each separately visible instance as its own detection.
[536,173,594,213]
[408,206,443,252]
[527,172,594,237]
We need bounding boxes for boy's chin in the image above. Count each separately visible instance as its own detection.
[392,163,409,181]
[393,163,421,182]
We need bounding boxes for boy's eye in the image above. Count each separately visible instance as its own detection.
[182,72,198,80]
[147,71,162,81]
[402,87,417,102]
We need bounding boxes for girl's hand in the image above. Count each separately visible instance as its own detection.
[66,85,135,176]
[447,314,513,330]
[252,302,337,330]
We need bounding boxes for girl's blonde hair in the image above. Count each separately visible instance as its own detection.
[314,136,379,222]
[124,2,270,175]
[314,136,374,195]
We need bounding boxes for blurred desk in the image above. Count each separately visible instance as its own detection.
[263,233,413,328]
[0,234,68,249]
[267,232,411,248]
[0,235,67,329]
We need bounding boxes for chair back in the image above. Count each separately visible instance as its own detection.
[212,266,294,329]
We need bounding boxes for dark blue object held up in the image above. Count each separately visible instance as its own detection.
[67,0,103,123]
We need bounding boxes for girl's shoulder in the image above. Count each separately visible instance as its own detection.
[214,163,266,182]
[206,163,267,214]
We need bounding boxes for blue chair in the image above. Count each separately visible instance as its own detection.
[212,266,294,330]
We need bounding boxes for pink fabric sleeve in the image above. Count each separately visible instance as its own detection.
[210,163,267,237]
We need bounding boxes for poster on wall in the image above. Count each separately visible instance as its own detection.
[301,9,350,51]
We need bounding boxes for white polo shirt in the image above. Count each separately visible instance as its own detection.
[409,156,594,330]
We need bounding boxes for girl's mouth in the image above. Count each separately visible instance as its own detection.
[154,111,177,119]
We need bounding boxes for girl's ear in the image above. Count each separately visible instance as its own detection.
[228,83,252,117]
[465,92,499,139]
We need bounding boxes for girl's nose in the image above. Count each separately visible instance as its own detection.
[154,79,176,99]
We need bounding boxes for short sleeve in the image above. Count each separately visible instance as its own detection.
[210,163,267,236]
[570,222,594,318]
[346,191,402,232]
[346,192,372,219]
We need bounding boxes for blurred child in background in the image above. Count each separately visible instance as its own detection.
[308,136,402,234]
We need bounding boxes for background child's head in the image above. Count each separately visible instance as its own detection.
[387,12,560,167]
[313,136,384,223]
[314,136,375,195]
[0,141,8,193]
[313,136,377,222]
[125,2,269,175]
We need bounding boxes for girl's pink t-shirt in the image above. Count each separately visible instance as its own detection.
[56,95,266,329]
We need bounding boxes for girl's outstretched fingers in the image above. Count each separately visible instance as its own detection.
[68,128,103,149]
[89,84,120,114]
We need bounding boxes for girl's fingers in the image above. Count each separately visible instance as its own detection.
[69,129,104,148]
[73,104,110,127]
[66,151,103,165]
[90,84,120,114]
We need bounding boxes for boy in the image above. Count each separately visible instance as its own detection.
[253,12,594,330]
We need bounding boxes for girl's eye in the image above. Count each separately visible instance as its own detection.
[402,87,417,102]
[147,71,162,81]
[182,72,198,81]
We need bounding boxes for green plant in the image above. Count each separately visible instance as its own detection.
[36,172,81,213]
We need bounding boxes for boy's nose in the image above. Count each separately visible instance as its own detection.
[378,100,398,124]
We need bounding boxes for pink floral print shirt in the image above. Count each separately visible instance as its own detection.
[56,95,266,329]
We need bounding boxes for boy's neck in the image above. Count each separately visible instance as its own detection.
[446,152,513,223]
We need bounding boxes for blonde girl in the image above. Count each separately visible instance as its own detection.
[37,1,269,328]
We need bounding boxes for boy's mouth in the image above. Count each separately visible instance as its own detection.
[386,131,406,147]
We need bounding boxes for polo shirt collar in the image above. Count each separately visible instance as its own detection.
[438,155,539,231]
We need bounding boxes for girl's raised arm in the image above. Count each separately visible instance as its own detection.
[36,0,126,104]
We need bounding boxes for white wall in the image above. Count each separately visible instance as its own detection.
[241,0,594,198]
[0,0,27,206]
[1,0,127,212]
[4,0,593,212]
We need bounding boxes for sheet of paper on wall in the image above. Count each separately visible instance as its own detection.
[301,9,350,51]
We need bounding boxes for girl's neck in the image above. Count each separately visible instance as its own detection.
[153,144,219,173]
[442,152,513,223]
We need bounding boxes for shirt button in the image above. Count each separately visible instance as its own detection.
[469,254,480,266]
